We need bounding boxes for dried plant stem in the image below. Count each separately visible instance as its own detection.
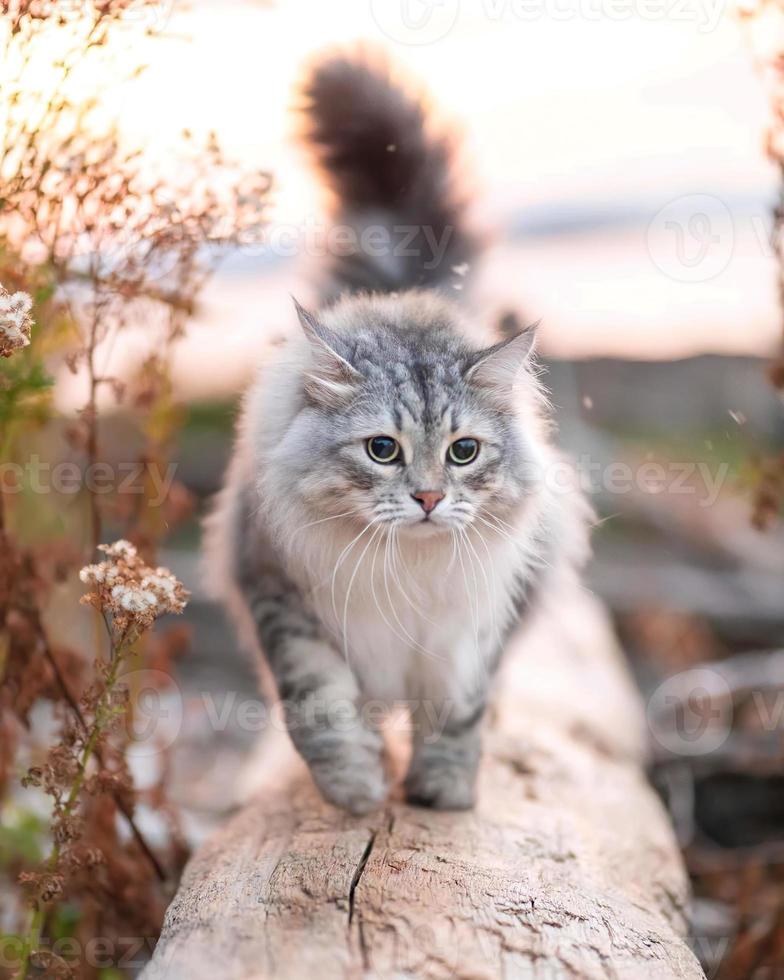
[0,424,13,687]
[84,305,102,555]
[17,627,131,980]
[35,614,167,882]
[0,418,14,528]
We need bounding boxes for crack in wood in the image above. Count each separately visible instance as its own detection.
[348,830,377,926]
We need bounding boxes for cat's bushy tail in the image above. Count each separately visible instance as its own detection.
[299,52,476,296]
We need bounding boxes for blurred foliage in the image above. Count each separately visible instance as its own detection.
[0,810,45,868]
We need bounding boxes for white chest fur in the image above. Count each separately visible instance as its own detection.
[283,520,523,703]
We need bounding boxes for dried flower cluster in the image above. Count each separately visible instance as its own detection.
[80,540,188,632]
[0,284,34,357]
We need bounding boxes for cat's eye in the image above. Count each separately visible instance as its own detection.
[448,438,479,465]
[366,436,401,464]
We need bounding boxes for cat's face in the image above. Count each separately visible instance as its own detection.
[302,396,529,536]
[282,297,539,537]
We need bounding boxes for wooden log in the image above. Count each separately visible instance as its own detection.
[141,586,704,980]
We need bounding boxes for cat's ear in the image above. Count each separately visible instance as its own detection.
[293,298,362,407]
[463,324,538,399]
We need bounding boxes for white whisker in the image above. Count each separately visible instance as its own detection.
[465,524,502,681]
[480,508,519,536]
[475,511,518,547]
[329,519,378,625]
[454,529,479,657]
[341,523,383,664]
[290,509,361,539]
[376,529,445,662]
[389,527,439,626]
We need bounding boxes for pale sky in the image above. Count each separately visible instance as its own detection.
[50,0,783,404]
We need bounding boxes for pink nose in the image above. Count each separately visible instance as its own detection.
[412,490,444,514]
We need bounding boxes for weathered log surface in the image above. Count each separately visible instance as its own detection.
[142,587,704,980]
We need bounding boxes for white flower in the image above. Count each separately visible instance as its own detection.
[100,539,137,559]
[111,584,159,613]
[79,565,105,585]
[80,539,189,629]
[0,285,34,357]
[141,571,177,597]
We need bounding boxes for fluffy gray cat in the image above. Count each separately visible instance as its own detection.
[206,54,590,813]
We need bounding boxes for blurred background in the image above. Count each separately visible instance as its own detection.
[2,0,784,977]
[63,0,780,394]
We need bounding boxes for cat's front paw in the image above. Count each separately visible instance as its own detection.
[404,766,476,811]
[306,733,387,815]
[311,759,387,814]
